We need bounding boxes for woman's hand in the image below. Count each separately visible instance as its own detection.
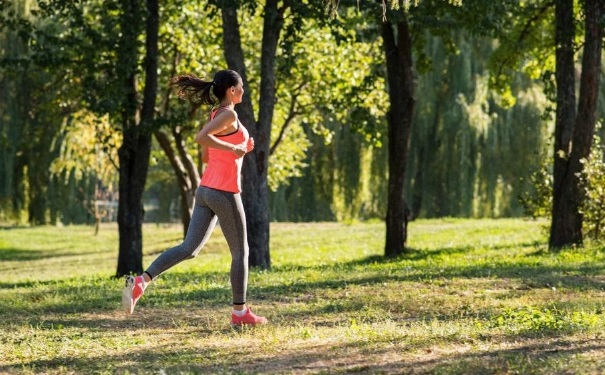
[247,137,255,153]
[232,143,248,157]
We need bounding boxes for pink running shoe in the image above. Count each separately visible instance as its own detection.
[122,275,145,314]
[231,307,268,326]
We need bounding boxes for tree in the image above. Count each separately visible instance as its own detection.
[220,0,361,267]
[372,0,464,256]
[381,7,414,256]
[549,0,604,249]
[116,0,159,276]
[219,1,274,268]
[2,0,160,274]
[220,0,328,268]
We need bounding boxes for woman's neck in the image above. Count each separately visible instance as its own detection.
[219,102,234,109]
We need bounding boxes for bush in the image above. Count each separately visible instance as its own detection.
[519,162,553,220]
[579,137,605,240]
[521,134,605,241]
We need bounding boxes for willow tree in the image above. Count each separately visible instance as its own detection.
[0,0,75,225]
[405,31,551,219]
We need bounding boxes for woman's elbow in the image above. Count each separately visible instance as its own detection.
[195,133,207,146]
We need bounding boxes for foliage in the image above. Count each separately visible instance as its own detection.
[518,160,553,220]
[1,0,595,226]
[270,6,390,220]
[2,219,605,373]
[403,32,552,219]
[242,5,388,191]
[50,110,120,183]
[481,0,556,108]
[579,134,605,241]
[0,0,94,225]
[521,132,605,242]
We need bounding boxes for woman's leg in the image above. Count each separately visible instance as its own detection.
[206,189,267,326]
[202,188,265,325]
[145,187,218,280]
[123,187,217,314]
[201,188,248,305]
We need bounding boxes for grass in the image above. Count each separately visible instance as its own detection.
[0,218,604,374]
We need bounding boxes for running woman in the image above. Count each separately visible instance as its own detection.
[122,69,267,326]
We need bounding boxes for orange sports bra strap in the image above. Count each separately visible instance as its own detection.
[210,106,231,121]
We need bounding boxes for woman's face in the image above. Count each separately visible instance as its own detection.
[231,79,244,104]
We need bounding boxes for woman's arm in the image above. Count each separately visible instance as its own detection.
[195,109,247,157]
[201,146,209,164]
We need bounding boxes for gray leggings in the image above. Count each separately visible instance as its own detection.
[145,186,248,304]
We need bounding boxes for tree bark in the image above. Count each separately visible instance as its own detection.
[549,0,578,248]
[549,0,603,249]
[116,0,159,277]
[382,13,414,257]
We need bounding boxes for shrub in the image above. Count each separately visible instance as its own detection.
[521,133,605,241]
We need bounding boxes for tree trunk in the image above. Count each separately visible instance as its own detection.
[382,14,415,257]
[221,0,284,269]
[116,0,159,277]
[549,0,603,249]
[549,0,578,248]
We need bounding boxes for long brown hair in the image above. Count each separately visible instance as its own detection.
[170,70,242,106]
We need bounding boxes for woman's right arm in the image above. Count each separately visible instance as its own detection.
[195,110,247,157]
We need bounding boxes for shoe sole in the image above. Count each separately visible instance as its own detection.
[122,276,135,314]
[230,319,268,327]
[230,323,268,330]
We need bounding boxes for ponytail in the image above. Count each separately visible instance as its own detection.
[170,74,216,105]
[170,70,242,107]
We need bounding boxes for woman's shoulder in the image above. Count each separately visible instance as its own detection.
[213,107,237,121]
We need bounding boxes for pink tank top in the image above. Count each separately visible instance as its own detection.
[200,109,249,193]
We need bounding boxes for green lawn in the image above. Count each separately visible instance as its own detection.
[1,219,604,374]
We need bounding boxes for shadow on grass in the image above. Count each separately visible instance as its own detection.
[344,239,545,263]
[0,225,30,230]
[0,277,234,327]
[259,255,605,300]
[0,247,107,262]
[1,333,603,374]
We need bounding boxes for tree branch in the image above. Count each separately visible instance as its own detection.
[269,81,306,155]
[495,1,554,80]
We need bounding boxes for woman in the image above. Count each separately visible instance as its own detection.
[122,69,267,326]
